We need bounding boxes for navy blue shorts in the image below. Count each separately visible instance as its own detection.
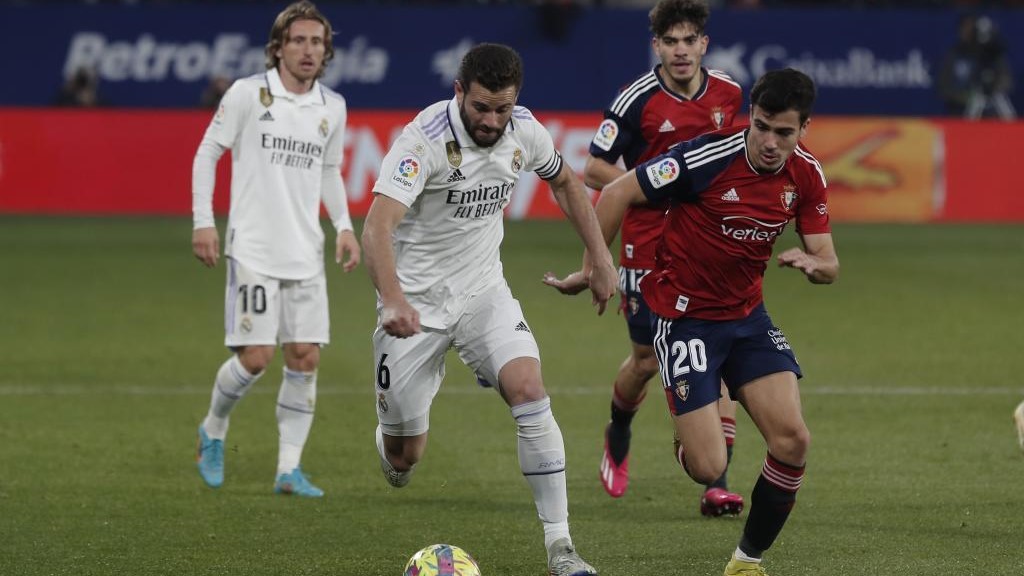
[619,266,653,346]
[651,303,802,416]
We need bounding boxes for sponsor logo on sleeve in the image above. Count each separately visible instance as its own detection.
[816,202,828,215]
[592,119,619,151]
[391,156,421,190]
[646,158,680,189]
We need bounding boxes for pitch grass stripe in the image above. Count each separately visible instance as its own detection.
[1,384,1022,396]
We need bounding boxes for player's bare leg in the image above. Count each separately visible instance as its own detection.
[498,357,596,576]
[600,342,658,497]
[724,372,809,574]
[376,427,428,488]
[700,384,744,517]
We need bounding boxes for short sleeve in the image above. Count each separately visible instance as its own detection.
[518,111,563,181]
[372,124,435,207]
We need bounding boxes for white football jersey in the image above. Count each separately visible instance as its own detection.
[201,68,347,280]
[372,98,563,329]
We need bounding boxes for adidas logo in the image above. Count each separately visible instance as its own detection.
[259,110,274,122]
[445,169,466,183]
[658,119,675,133]
[514,321,531,333]
[721,188,740,202]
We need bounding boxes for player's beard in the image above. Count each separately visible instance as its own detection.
[459,101,506,148]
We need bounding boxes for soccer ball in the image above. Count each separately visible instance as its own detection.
[404,543,481,576]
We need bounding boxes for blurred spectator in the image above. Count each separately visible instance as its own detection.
[55,67,104,107]
[199,75,232,108]
[939,14,1016,120]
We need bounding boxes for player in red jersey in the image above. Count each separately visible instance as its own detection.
[544,0,745,515]
[572,68,838,576]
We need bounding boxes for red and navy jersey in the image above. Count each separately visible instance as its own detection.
[590,65,742,269]
[635,125,830,321]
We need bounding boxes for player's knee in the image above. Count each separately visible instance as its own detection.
[632,352,660,380]
[683,451,727,485]
[236,346,274,374]
[769,424,811,465]
[284,343,320,372]
[394,443,424,472]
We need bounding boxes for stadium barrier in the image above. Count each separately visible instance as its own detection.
[0,109,1020,222]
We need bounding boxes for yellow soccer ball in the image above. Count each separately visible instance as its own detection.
[403,543,481,576]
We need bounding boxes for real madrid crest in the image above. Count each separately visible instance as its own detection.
[259,87,273,108]
[511,148,523,173]
[780,184,798,211]
[710,106,725,129]
[445,141,462,168]
[319,118,329,138]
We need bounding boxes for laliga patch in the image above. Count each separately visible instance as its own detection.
[592,119,619,151]
[646,158,680,189]
[391,156,421,191]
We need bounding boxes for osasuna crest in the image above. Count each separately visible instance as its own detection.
[710,106,725,129]
[781,185,798,211]
[445,141,462,168]
[259,87,273,107]
[675,381,690,402]
[628,296,639,316]
[319,118,329,138]
[511,148,523,173]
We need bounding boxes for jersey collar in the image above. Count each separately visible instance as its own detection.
[653,64,709,103]
[265,67,325,107]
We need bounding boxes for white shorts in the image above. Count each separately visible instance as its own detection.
[373,282,540,436]
[223,257,329,347]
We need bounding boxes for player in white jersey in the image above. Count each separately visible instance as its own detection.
[190,1,360,498]
[362,44,616,576]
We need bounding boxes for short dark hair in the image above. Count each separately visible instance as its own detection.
[749,68,817,124]
[649,0,709,38]
[458,43,524,93]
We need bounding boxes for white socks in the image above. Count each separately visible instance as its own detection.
[203,355,262,440]
[276,367,316,475]
[511,397,570,550]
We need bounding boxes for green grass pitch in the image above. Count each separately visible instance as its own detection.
[0,217,1021,575]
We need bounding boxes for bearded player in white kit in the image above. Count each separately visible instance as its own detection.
[191,1,360,497]
[362,43,617,576]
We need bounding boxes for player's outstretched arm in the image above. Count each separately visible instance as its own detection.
[362,195,420,338]
[541,155,626,296]
[777,232,839,284]
[546,166,617,314]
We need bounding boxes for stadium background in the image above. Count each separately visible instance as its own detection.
[1,2,1022,576]
[2,1,1023,221]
